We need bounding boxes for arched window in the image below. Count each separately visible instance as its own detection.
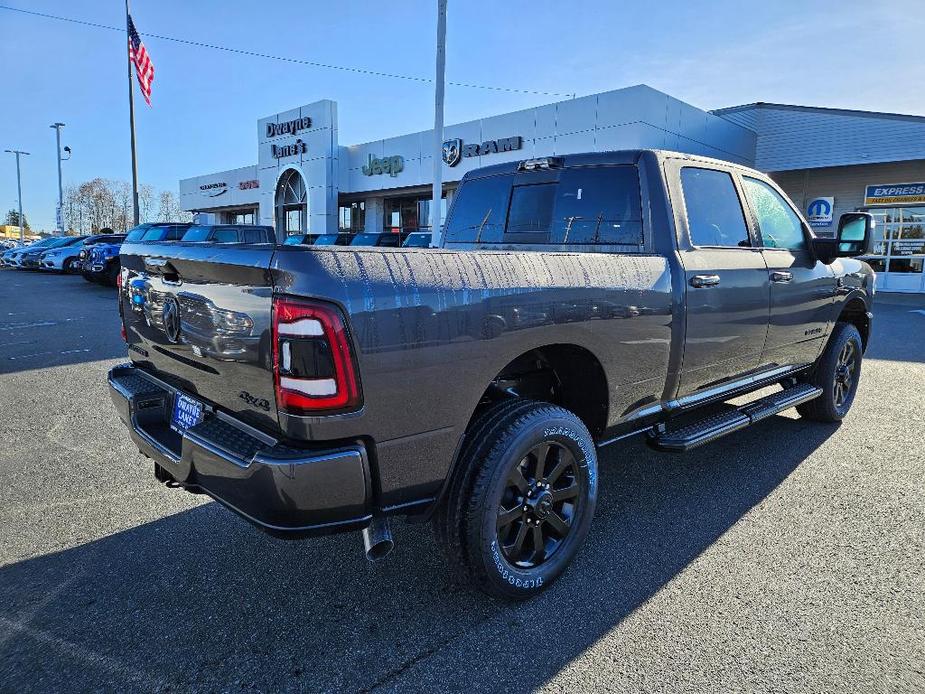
[275,168,307,236]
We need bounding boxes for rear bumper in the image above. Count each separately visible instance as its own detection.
[108,363,373,535]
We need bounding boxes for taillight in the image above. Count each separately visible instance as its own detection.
[120,323,127,342]
[272,296,361,414]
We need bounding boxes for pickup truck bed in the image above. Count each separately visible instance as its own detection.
[109,149,875,599]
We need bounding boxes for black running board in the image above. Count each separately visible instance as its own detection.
[647,383,822,453]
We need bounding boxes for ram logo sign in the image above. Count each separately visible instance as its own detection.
[806,197,834,228]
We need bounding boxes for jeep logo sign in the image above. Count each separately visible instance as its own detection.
[442,136,522,166]
[362,154,404,177]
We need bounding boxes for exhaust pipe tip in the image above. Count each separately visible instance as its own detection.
[362,517,394,562]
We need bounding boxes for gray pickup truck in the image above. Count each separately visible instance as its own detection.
[109,149,875,599]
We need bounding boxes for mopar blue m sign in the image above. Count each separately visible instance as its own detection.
[864,182,925,206]
[806,197,834,228]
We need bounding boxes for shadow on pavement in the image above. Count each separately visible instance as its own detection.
[0,414,838,692]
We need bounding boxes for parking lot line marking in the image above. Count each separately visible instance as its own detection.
[0,320,57,331]
[910,309,925,316]
[6,351,53,360]
[0,616,164,689]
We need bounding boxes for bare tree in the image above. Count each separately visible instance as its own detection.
[138,184,156,223]
[61,178,190,233]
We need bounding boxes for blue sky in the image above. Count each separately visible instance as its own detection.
[2,0,923,230]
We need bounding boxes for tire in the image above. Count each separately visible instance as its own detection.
[797,322,863,422]
[62,258,74,274]
[81,271,95,283]
[439,399,598,600]
[103,263,119,286]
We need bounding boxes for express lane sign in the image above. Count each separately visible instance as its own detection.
[864,182,925,206]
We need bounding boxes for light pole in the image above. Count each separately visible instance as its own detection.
[50,122,67,234]
[429,0,447,247]
[4,149,30,243]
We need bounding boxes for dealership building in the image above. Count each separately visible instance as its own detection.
[180,84,925,293]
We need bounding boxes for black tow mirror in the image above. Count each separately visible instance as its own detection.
[813,212,875,263]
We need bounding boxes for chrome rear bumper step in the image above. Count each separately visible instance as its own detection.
[648,383,822,453]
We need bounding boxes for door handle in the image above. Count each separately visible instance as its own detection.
[690,274,721,288]
[770,271,793,283]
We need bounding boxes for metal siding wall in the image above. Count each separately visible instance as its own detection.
[771,160,925,237]
[717,106,925,172]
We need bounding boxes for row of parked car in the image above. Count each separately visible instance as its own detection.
[1,224,431,286]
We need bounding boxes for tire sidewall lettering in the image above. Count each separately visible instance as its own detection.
[480,415,598,594]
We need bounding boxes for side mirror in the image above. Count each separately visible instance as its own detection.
[812,212,874,263]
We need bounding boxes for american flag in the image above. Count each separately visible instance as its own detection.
[128,15,155,106]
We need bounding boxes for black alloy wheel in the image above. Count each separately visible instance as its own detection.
[438,399,598,600]
[833,340,858,409]
[497,441,582,569]
[797,321,863,422]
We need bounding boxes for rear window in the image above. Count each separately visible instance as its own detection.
[444,174,513,243]
[141,226,171,241]
[181,226,212,242]
[243,228,272,243]
[313,234,341,245]
[212,228,239,243]
[125,226,149,242]
[444,166,643,245]
[551,167,643,244]
[284,235,303,245]
[403,233,432,247]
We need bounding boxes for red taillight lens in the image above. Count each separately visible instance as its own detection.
[120,323,127,342]
[272,296,361,414]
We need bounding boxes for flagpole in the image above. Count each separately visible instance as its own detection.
[125,0,140,226]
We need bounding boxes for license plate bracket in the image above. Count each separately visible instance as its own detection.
[171,392,205,433]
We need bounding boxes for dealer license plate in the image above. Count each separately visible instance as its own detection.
[171,393,205,433]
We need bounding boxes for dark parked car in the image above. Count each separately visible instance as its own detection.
[311,233,352,246]
[84,224,190,285]
[283,233,319,246]
[181,224,275,244]
[402,232,432,247]
[76,234,127,277]
[349,232,402,247]
[110,150,875,599]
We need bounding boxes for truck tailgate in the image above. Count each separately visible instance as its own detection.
[119,242,279,432]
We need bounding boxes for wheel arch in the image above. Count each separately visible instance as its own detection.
[427,342,609,518]
[837,293,870,350]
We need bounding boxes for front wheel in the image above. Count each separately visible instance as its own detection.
[797,322,863,422]
[439,400,598,600]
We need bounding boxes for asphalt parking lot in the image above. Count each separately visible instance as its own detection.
[1,268,923,693]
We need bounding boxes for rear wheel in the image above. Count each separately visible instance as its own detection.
[797,322,863,422]
[438,400,598,600]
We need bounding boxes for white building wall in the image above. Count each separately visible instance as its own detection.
[256,100,339,239]
[178,165,260,214]
[342,85,756,193]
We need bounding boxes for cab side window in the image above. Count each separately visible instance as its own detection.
[742,177,807,251]
[680,167,751,248]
